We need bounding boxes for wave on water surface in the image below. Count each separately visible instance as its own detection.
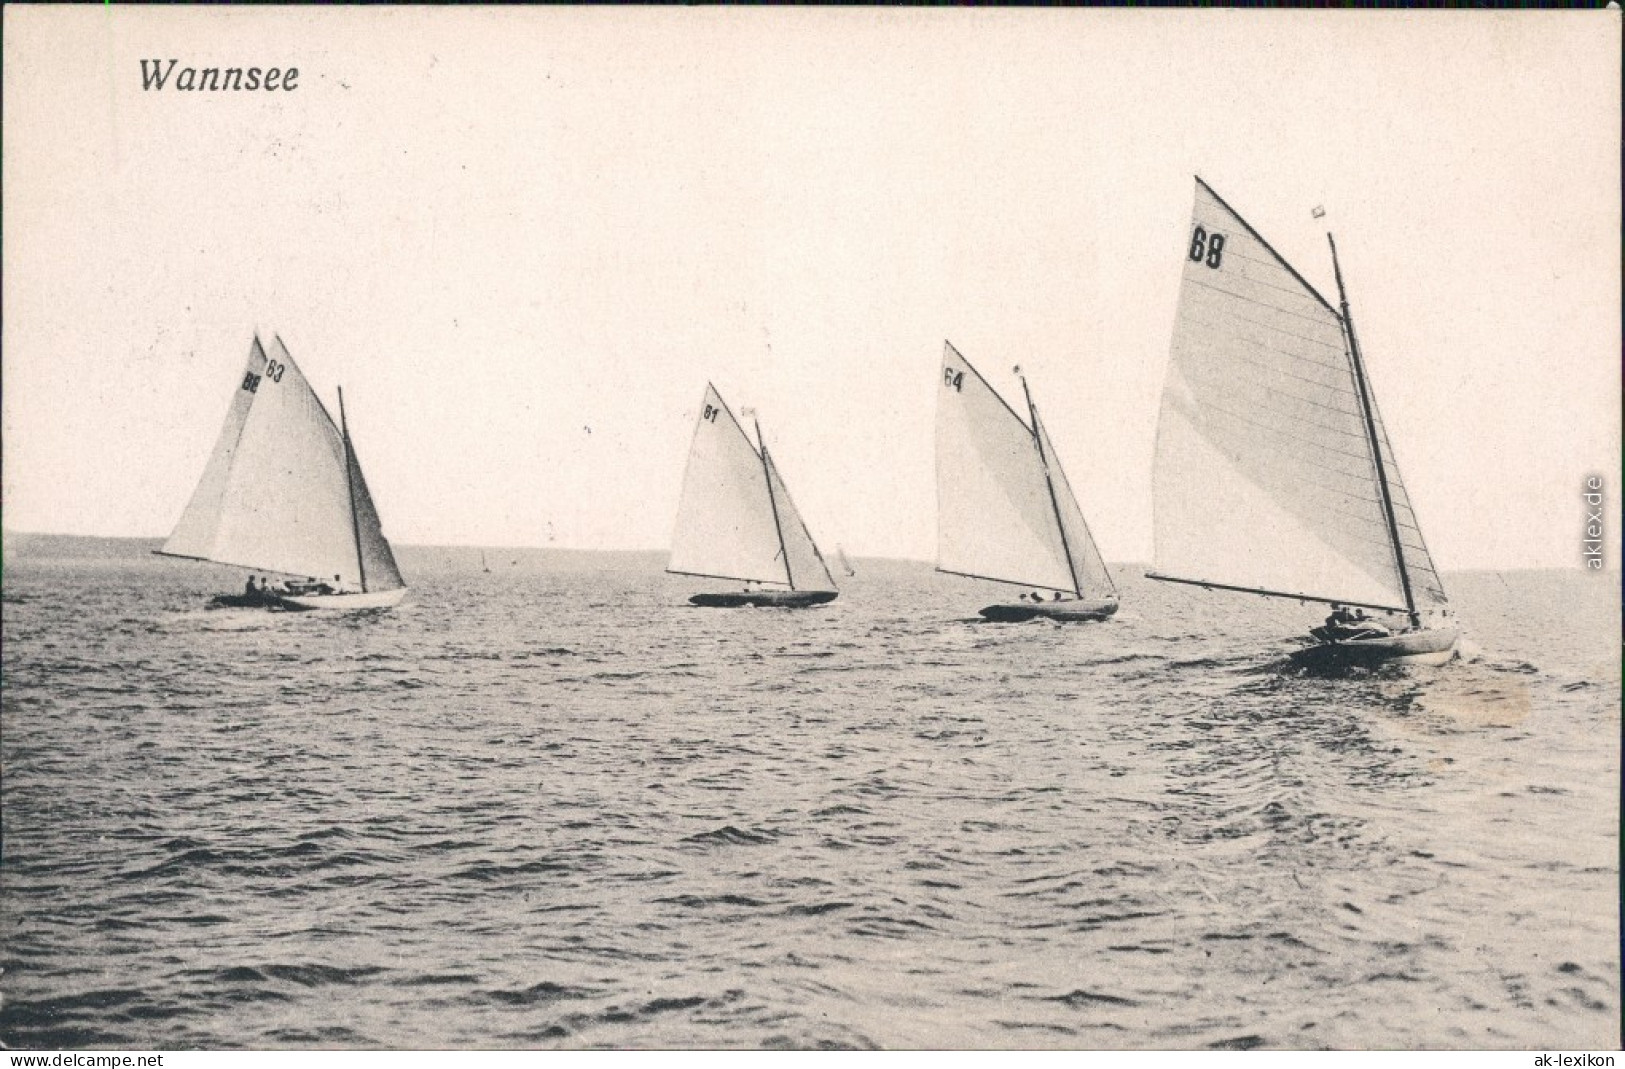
[0,545,1617,1049]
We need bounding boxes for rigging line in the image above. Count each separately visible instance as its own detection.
[1188,434,1387,494]
[1182,275,1347,335]
[707,383,765,462]
[1179,313,1361,386]
[1024,391,1083,599]
[1182,283,1348,353]
[944,342,1034,434]
[1231,370,1366,425]
[1187,371,1370,435]
[1193,177,1342,315]
[1036,432,1116,596]
[1220,395,1368,447]
[1185,448,1394,512]
[1330,233,1421,625]
[1191,401,1387,467]
[1192,401,1383,466]
[338,386,368,594]
[1168,460,1406,537]
[272,336,345,440]
[756,432,795,591]
[1046,466,1116,597]
[1227,345,1362,399]
[1146,571,1407,613]
[765,449,837,591]
[936,565,1080,595]
[1364,402,1446,591]
[665,567,795,587]
[1218,339,1363,394]
[1183,249,1342,313]
[1181,281,1346,347]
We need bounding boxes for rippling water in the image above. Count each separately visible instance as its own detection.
[2,537,1618,1049]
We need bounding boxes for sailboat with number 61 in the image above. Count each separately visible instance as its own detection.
[666,383,839,609]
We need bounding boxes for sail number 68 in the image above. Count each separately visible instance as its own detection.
[1188,226,1225,269]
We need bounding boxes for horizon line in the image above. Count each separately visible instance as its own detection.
[1,530,1616,575]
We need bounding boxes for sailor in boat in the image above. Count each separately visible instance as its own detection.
[1319,604,1391,643]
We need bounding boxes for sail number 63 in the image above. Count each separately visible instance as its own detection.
[243,361,286,392]
[1188,226,1226,269]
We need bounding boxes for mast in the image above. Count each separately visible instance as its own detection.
[1329,233,1417,629]
[338,386,369,594]
[755,417,795,590]
[1018,370,1082,598]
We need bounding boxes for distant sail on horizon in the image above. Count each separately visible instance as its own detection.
[935,341,1115,601]
[1150,177,1446,614]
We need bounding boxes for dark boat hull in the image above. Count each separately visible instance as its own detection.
[978,598,1119,623]
[1289,626,1459,670]
[690,590,839,609]
[207,592,281,609]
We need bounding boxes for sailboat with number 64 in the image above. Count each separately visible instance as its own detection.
[935,341,1119,622]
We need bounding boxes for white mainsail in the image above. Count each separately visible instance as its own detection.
[160,335,405,592]
[667,384,835,592]
[935,341,1115,598]
[1150,177,1445,613]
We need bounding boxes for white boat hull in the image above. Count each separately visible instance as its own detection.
[277,587,408,611]
[1289,626,1459,670]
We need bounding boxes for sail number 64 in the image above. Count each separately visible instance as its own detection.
[944,368,964,392]
[1188,226,1226,269]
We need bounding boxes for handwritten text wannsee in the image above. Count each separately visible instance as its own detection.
[141,60,299,92]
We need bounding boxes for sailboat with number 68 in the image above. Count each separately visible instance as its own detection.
[157,334,408,611]
[1148,177,1458,667]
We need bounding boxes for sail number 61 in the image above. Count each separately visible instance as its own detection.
[1188,226,1226,269]
[702,404,719,423]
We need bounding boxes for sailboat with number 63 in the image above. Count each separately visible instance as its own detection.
[157,334,408,611]
[1148,177,1458,667]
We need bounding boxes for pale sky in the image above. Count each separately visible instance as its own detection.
[4,7,1619,568]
